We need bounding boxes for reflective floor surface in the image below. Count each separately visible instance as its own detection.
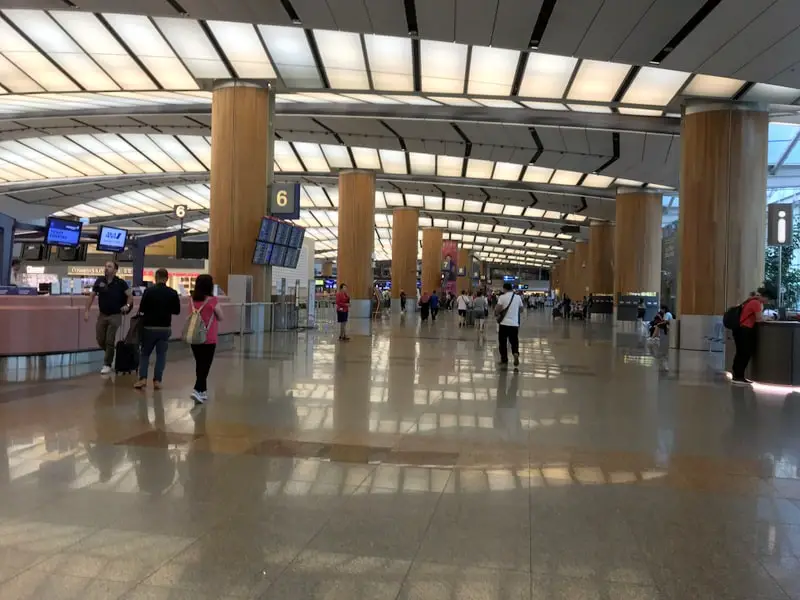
[2,310,800,599]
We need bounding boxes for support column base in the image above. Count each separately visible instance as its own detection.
[676,314,724,352]
[391,298,416,313]
[349,299,373,319]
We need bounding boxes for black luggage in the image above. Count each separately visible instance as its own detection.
[114,341,139,374]
[552,307,562,318]
[465,308,477,327]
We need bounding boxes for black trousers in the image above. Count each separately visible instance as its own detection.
[498,325,520,362]
[732,327,756,380]
[191,343,216,392]
[431,307,439,320]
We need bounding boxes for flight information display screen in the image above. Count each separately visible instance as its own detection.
[284,248,300,269]
[45,217,83,247]
[258,218,278,243]
[252,241,274,265]
[269,244,287,267]
[274,221,291,246]
[253,217,304,268]
[288,226,305,249]
[96,226,128,253]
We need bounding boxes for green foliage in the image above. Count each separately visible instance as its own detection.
[765,215,800,307]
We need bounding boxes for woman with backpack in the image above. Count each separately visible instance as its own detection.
[187,274,223,404]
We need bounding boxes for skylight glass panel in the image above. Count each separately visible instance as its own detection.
[521,101,568,111]
[4,10,119,91]
[429,96,478,106]
[475,98,520,108]
[463,200,483,213]
[305,186,332,207]
[0,18,78,91]
[121,134,182,171]
[618,107,663,116]
[503,205,524,216]
[484,203,503,214]
[741,83,800,104]
[293,142,329,172]
[467,46,518,95]
[523,165,553,183]
[466,159,493,179]
[615,178,644,187]
[424,196,441,210]
[351,147,380,169]
[379,149,406,174]
[154,17,228,80]
[388,95,440,105]
[433,218,448,228]
[415,39,467,94]
[344,94,402,104]
[20,138,102,176]
[68,134,141,173]
[177,136,211,169]
[149,135,205,171]
[0,55,41,92]
[463,222,479,231]
[556,233,571,240]
[493,162,522,181]
[385,192,404,207]
[206,21,276,79]
[314,30,369,89]
[582,174,614,188]
[259,25,320,88]
[437,156,463,177]
[550,170,582,186]
[273,140,303,171]
[622,67,689,106]
[540,231,556,238]
[518,53,577,99]
[0,141,79,178]
[409,152,436,175]
[567,60,629,102]
[364,34,413,91]
[566,214,586,222]
[103,14,197,89]
[478,223,494,231]
[544,210,561,219]
[445,198,463,212]
[682,74,744,98]
[321,144,352,169]
[405,194,423,207]
[568,104,612,113]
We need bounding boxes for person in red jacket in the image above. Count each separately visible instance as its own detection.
[731,287,771,385]
[335,283,351,341]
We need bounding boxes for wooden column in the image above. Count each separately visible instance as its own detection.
[209,81,270,300]
[589,222,615,295]
[572,241,589,299]
[456,248,471,294]
[322,261,334,277]
[421,228,443,295]
[562,253,573,299]
[614,189,662,297]
[679,103,768,316]
[337,170,375,318]
[391,207,419,304]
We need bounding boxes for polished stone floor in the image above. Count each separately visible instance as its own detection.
[2,309,800,599]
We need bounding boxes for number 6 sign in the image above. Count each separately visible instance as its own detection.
[270,184,300,219]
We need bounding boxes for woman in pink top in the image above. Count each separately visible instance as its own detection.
[190,274,223,404]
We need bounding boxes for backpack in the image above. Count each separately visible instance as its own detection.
[722,304,742,330]
[182,299,213,344]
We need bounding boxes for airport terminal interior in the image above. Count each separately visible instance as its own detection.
[5,0,800,598]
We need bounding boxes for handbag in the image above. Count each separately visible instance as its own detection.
[124,313,143,345]
[495,295,515,324]
[182,299,214,344]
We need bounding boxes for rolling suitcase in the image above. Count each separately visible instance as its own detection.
[114,315,140,374]
[465,308,477,327]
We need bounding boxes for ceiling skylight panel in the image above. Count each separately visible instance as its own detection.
[582,174,614,188]
[463,200,483,213]
[176,184,210,207]
[523,165,553,183]
[437,156,463,177]
[741,83,800,104]
[503,205,524,216]
[445,198,463,212]
[138,189,183,210]
[0,159,41,180]
[544,210,561,219]
[474,98,520,108]
[351,147,380,169]
[20,138,101,176]
[44,136,121,175]
[385,192,404,207]
[550,170,582,185]
[50,12,153,90]
[0,141,80,177]
[103,14,197,89]
[0,55,41,92]
[429,96,478,106]
[149,135,204,171]
[326,188,339,207]
[423,196,440,210]
[433,218,447,228]
[293,142,329,172]
[305,186,332,207]
[154,18,228,79]
[463,222,479,231]
[67,134,141,173]
[121,134,182,171]
[96,134,161,173]
[314,29,369,89]
[493,162,522,181]
[206,21,275,78]
[522,101,568,110]
[274,140,303,171]
[420,40,467,93]
[0,18,77,91]
[622,67,689,106]
[177,135,211,170]
[518,53,577,98]
[321,144,352,169]
[565,214,586,222]
[375,191,387,208]
[682,74,744,98]
[259,25,321,88]
[567,103,612,113]
[466,159,493,179]
[409,152,435,175]
[379,149,406,174]
[364,34,413,91]
[484,203,503,214]
[406,194,423,207]
[344,94,402,104]
[567,60,629,102]
[618,107,662,116]
[467,46,518,95]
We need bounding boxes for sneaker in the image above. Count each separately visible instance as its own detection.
[191,389,205,403]
[513,354,520,367]
[731,378,751,386]
[153,381,162,390]
[100,365,112,375]
[133,379,147,389]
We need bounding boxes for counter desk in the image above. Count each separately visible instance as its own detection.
[750,321,800,386]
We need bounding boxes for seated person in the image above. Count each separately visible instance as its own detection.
[649,310,669,338]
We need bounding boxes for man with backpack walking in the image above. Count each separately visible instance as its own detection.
[727,287,770,385]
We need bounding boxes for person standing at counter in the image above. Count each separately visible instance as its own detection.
[731,287,770,386]
[9,258,21,286]
[134,269,180,390]
[84,261,133,375]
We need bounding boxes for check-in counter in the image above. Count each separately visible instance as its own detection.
[750,321,800,386]
[0,295,241,357]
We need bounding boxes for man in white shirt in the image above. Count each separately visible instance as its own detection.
[494,283,522,367]
[456,290,471,327]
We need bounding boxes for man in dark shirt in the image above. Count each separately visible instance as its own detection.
[84,260,133,374]
[135,268,180,389]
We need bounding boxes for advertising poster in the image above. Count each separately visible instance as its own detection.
[442,240,458,296]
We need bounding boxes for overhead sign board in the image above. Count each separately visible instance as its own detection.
[270,184,301,220]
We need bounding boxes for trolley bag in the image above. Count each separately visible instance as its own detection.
[115,314,140,374]
[552,307,562,319]
[465,308,477,327]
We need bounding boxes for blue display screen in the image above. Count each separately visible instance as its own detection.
[274,222,291,246]
[270,244,287,267]
[252,241,274,265]
[284,248,300,268]
[46,218,82,247]
[258,218,278,243]
[288,226,305,249]
[96,226,128,252]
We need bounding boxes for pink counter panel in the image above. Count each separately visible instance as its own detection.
[0,296,241,357]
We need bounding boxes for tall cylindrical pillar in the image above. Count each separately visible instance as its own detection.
[456,248,471,294]
[615,189,662,319]
[209,81,271,300]
[391,207,419,311]
[337,170,375,318]
[322,261,334,277]
[589,222,615,294]
[421,228,443,296]
[572,241,589,300]
[678,102,768,349]
[562,252,573,299]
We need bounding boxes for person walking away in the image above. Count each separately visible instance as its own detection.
[9,258,21,286]
[419,291,431,321]
[473,290,488,334]
[189,274,223,404]
[336,283,351,341]
[456,290,471,327]
[134,268,181,390]
[495,282,522,368]
[562,295,572,320]
[84,260,133,374]
[430,290,440,321]
[731,287,769,385]
[400,289,407,313]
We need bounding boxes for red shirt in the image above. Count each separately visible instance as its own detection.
[739,297,762,328]
[191,296,219,344]
[336,291,350,312]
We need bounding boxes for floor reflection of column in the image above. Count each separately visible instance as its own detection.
[388,333,418,423]
[333,337,373,443]
[0,435,8,485]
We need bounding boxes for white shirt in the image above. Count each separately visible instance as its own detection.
[496,292,521,327]
[664,311,674,321]
[457,295,470,311]
[9,270,20,286]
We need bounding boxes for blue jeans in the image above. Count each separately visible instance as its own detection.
[139,328,171,381]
